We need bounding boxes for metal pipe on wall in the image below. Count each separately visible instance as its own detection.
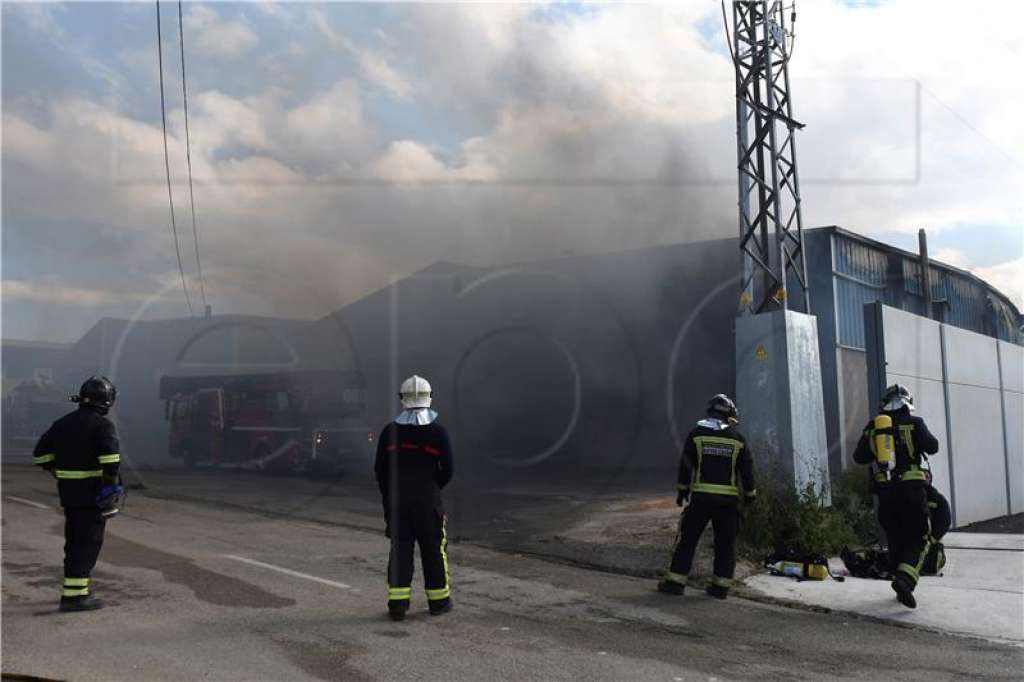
[919,229,934,319]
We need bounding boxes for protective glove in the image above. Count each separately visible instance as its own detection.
[96,484,124,506]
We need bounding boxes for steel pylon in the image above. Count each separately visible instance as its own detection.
[730,1,809,315]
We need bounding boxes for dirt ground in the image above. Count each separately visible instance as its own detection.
[957,512,1024,534]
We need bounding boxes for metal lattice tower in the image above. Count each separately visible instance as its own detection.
[730,1,809,315]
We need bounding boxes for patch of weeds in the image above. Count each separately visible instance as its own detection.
[738,468,876,560]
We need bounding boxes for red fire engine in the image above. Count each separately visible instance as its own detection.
[160,370,372,474]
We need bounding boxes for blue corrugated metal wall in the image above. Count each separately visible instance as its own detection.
[833,236,892,348]
[831,232,1021,349]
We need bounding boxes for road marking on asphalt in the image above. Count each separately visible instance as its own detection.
[6,496,49,510]
[223,555,352,590]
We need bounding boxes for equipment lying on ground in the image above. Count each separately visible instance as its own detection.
[764,549,845,582]
[841,542,945,580]
[841,483,951,580]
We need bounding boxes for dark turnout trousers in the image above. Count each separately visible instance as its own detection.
[387,503,449,609]
[665,494,738,592]
[878,483,931,590]
[63,507,106,601]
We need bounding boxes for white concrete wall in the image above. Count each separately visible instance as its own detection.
[999,341,1024,514]
[877,306,1019,526]
[944,327,1008,525]
[880,307,953,504]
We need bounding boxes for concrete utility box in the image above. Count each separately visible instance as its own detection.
[736,310,831,502]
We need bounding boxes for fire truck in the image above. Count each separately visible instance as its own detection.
[159,370,373,474]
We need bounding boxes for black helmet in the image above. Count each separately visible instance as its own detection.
[707,393,738,421]
[72,376,117,411]
[880,383,913,411]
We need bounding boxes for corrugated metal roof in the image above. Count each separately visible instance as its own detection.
[820,227,1022,348]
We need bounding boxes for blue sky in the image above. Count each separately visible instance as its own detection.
[3,1,1021,342]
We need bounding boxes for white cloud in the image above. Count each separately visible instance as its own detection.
[6,3,65,40]
[310,8,413,99]
[184,5,258,59]
[974,258,1024,309]
[255,2,284,18]
[3,280,147,307]
[933,248,971,270]
[368,140,496,184]
[5,1,1023,338]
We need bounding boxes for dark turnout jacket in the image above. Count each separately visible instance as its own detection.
[33,406,121,507]
[853,407,939,486]
[374,421,453,513]
[677,419,756,501]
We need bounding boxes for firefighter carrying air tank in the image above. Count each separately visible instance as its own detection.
[854,383,940,609]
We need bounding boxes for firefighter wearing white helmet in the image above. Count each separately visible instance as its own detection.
[853,383,939,609]
[374,375,454,621]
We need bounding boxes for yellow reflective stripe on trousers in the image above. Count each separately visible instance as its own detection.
[388,587,412,600]
[426,587,450,601]
[32,453,55,465]
[897,562,920,582]
[691,482,739,496]
[441,516,450,591]
[664,571,688,585]
[711,576,732,588]
[63,577,90,587]
[55,469,103,479]
[97,453,121,464]
[62,587,89,597]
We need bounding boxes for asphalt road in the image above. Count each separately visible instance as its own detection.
[2,465,1021,681]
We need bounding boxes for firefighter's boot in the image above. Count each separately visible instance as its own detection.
[657,580,685,596]
[388,601,409,622]
[428,597,452,616]
[59,595,105,613]
[892,574,917,609]
[705,584,729,600]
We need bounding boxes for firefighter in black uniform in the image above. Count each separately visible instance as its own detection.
[374,375,454,621]
[658,394,756,599]
[854,383,939,609]
[32,377,122,612]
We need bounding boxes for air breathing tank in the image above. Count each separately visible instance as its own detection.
[873,414,896,479]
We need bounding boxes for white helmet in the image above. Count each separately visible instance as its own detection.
[399,375,432,409]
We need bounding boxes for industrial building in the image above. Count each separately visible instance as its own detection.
[12,225,1017,506]
[804,226,1022,472]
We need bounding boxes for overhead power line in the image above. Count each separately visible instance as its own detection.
[178,0,208,309]
[156,0,193,316]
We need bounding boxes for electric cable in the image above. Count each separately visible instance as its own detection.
[178,0,208,309]
[156,0,193,315]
